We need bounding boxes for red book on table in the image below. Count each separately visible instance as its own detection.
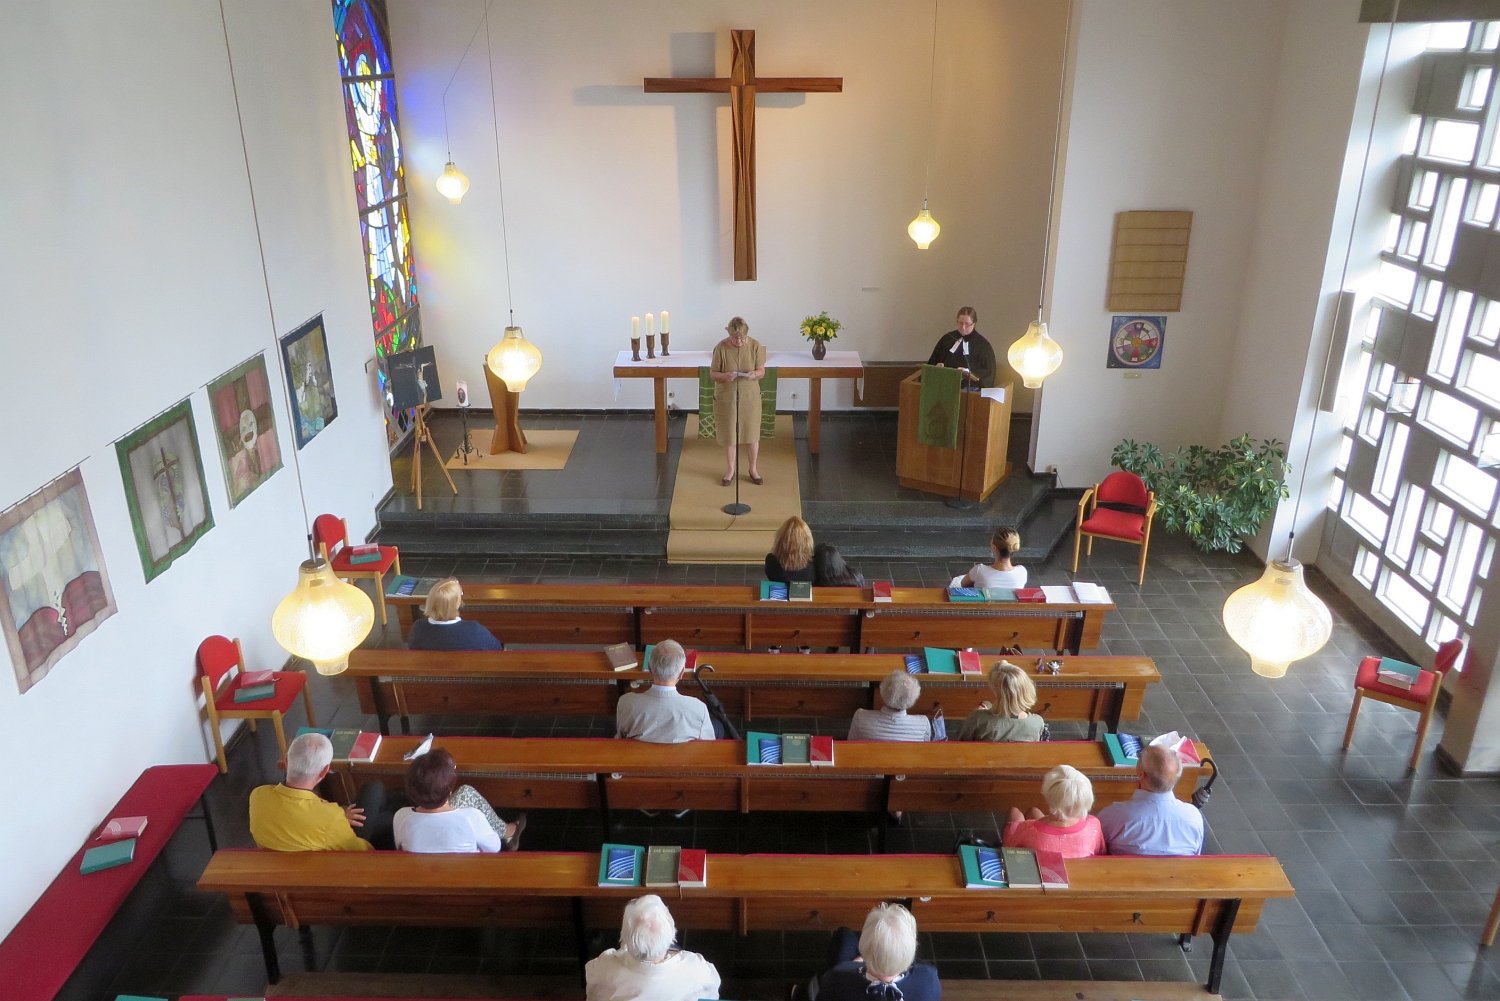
[1015,587,1046,603]
[871,581,893,602]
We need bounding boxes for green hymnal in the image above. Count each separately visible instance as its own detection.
[957,844,1007,888]
[981,587,1017,602]
[645,845,681,888]
[329,728,362,761]
[789,581,813,601]
[923,647,959,674]
[1001,848,1042,889]
[81,837,137,874]
[782,733,811,764]
[233,682,275,703]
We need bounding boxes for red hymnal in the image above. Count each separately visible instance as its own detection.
[97,816,149,841]
[239,670,275,686]
[809,736,835,766]
[678,848,708,887]
[958,650,983,675]
[871,582,893,602]
[1015,588,1046,603]
[1035,849,1069,889]
[684,649,699,674]
[349,732,383,762]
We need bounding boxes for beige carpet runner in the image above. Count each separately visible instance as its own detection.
[667,414,801,564]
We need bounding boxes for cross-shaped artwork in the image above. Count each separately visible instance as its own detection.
[645,29,842,281]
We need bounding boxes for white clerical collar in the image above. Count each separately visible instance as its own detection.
[949,336,970,355]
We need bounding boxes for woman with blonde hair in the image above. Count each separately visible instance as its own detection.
[956,661,1045,742]
[1003,763,1105,858]
[765,516,816,585]
[961,526,1026,589]
[406,577,502,651]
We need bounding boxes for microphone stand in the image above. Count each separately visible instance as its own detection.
[945,372,977,511]
[723,371,752,516]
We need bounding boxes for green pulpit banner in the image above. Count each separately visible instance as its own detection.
[697,367,778,439]
[917,363,962,449]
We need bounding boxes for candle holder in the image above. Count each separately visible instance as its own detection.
[646,334,656,359]
[661,331,670,356]
[631,337,641,362]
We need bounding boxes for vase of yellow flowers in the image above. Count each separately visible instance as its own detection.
[801,311,842,360]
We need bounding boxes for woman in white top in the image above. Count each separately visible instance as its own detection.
[586,893,721,1001]
[961,526,1027,589]
[392,748,525,853]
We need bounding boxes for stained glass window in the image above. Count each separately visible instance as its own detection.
[333,0,420,434]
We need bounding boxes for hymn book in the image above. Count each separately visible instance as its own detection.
[598,844,645,886]
[1001,848,1043,889]
[645,846,681,888]
[958,844,1007,888]
[97,816,148,841]
[605,643,639,672]
[871,581,893,602]
[81,838,136,875]
[678,848,708,886]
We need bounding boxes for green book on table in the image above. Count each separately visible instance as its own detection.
[957,844,1007,888]
[296,726,334,740]
[1002,847,1043,889]
[923,647,959,674]
[947,587,985,602]
[746,731,782,764]
[233,682,276,703]
[981,587,1017,602]
[781,733,811,764]
[760,580,789,601]
[81,837,137,875]
[329,728,362,761]
[599,844,645,886]
[789,581,813,601]
[1104,732,1142,767]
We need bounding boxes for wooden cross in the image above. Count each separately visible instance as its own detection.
[645,29,842,281]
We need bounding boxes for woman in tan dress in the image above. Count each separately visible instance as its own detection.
[710,317,767,485]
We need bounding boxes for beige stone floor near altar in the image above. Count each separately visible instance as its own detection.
[667,414,801,564]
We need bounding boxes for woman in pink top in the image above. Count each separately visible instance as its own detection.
[1004,764,1106,858]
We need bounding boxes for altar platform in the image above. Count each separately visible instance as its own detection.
[377,409,1077,563]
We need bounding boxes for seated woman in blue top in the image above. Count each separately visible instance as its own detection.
[812,902,940,1001]
[406,578,503,651]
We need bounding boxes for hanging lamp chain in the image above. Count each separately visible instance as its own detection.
[441,5,489,159]
[921,0,939,200]
[1037,0,1074,315]
[485,3,515,318]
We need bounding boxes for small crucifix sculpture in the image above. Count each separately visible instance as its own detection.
[646,29,842,281]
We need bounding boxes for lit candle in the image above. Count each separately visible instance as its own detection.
[631,316,640,338]
[661,310,670,334]
[645,312,655,338]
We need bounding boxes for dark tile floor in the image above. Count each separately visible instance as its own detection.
[111,535,1500,1001]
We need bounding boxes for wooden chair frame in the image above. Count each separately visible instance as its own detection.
[1341,652,1452,772]
[316,516,401,626]
[201,638,316,773]
[1072,481,1158,585]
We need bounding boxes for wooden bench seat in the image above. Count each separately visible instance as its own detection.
[387,583,1113,654]
[198,849,1291,994]
[347,649,1159,737]
[327,736,1212,848]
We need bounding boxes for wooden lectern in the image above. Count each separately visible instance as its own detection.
[484,365,527,455]
[895,371,1013,501]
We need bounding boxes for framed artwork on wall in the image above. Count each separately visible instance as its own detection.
[0,469,117,694]
[280,315,339,449]
[207,352,283,507]
[116,399,214,582]
[1107,315,1166,370]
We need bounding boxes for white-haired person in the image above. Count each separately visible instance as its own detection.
[616,639,718,742]
[956,661,1045,742]
[407,577,503,651]
[1003,763,1105,859]
[847,670,934,741]
[810,902,940,1001]
[585,893,721,1001]
[1096,744,1204,856]
[249,731,397,851]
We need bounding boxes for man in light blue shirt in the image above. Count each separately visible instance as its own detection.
[1097,744,1205,856]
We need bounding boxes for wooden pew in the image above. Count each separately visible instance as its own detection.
[327,736,1211,847]
[347,649,1159,737]
[386,584,1113,654]
[198,849,1293,994]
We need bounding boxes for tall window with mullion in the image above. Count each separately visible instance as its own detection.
[1327,20,1500,658]
[333,0,422,441]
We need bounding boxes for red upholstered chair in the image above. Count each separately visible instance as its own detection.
[312,513,401,626]
[1342,638,1463,771]
[1072,471,1158,585]
[198,635,315,773]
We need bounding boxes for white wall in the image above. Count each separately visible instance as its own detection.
[388,0,1067,414]
[0,0,390,938]
[1034,0,1292,486]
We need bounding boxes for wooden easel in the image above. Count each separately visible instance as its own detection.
[409,404,457,509]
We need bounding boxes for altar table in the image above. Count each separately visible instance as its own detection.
[614,349,864,453]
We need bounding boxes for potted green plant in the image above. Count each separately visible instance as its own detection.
[800,311,842,360]
[1111,435,1289,553]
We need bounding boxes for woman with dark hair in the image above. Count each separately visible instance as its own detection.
[393,748,525,853]
[813,543,865,587]
[961,526,1027,589]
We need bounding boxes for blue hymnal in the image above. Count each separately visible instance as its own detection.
[905,654,924,675]
[607,848,636,880]
[759,737,782,764]
[978,848,1004,882]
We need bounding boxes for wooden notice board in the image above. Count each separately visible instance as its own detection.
[1108,210,1192,312]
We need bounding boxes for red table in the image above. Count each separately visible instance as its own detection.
[0,763,218,1001]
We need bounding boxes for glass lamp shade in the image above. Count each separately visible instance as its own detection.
[435,161,470,203]
[1007,320,1064,389]
[1222,558,1332,678]
[908,207,941,249]
[486,325,543,392]
[271,558,374,676]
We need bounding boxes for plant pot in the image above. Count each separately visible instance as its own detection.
[811,341,827,361]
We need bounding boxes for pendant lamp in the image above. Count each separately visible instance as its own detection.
[436,161,470,203]
[1007,318,1065,388]
[908,201,941,250]
[1222,559,1332,678]
[487,325,543,391]
[272,559,375,676]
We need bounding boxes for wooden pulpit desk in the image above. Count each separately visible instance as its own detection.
[895,371,1013,501]
[612,349,863,453]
